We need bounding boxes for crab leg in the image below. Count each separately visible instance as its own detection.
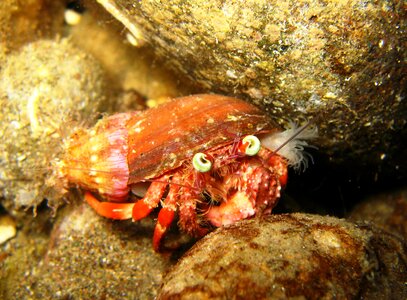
[153,175,181,251]
[131,175,170,221]
[84,192,134,220]
[84,175,170,221]
[178,188,208,237]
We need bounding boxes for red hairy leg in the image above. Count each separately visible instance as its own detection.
[153,175,181,251]
[236,155,284,213]
[178,186,208,237]
[247,166,281,214]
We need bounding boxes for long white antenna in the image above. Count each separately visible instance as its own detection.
[271,121,311,156]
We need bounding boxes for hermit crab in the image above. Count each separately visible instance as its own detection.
[58,94,316,251]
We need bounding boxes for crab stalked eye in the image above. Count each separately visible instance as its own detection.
[242,135,261,156]
[192,153,212,172]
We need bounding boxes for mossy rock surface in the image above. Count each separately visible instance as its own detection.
[98,0,406,170]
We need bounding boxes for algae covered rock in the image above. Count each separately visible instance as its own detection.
[0,0,64,53]
[0,38,114,213]
[68,6,192,102]
[97,0,406,170]
[158,213,407,299]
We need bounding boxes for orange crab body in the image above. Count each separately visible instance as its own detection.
[60,94,289,251]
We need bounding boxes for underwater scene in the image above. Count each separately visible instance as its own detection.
[0,0,406,299]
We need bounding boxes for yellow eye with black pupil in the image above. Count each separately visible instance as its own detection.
[192,153,212,172]
[242,135,261,156]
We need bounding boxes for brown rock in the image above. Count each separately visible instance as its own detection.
[158,213,407,299]
[1,202,173,299]
[349,189,407,240]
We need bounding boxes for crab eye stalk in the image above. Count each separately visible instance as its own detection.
[242,135,261,156]
[192,153,212,172]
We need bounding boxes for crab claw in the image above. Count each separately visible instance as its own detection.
[206,191,256,227]
[206,162,282,227]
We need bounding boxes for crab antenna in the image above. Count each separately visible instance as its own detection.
[140,179,201,193]
[271,121,312,156]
